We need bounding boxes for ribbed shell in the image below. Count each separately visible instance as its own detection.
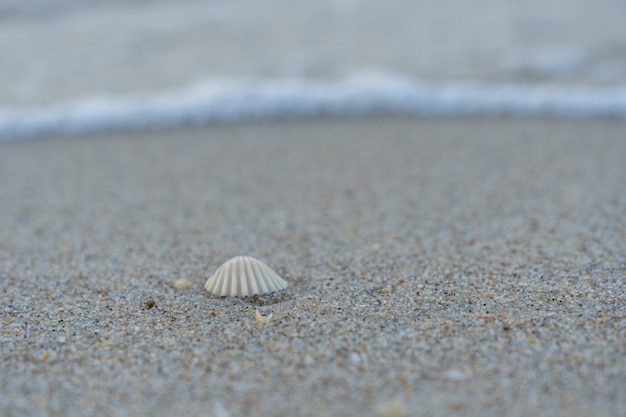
[204,256,288,296]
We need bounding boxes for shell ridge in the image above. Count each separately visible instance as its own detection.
[275,270,288,289]
[251,259,269,294]
[220,261,233,296]
[234,256,244,296]
[243,257,257,296]
[239,257,249,296]
[215,263,229,289]
[273,273,287,290]
[205,266,219,292]
[232,257,242,296]
[261,262,277,294]
[261,263,287,290]
[204,265,218,291]
[261,266,281,291]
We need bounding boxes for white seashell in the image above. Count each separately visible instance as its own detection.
[204,256,288,296]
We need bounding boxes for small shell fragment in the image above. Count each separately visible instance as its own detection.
[255,308,273,324]
[173,279,192,289]
[204,256,288,297]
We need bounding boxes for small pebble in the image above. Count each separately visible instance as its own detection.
[173,279,192,290]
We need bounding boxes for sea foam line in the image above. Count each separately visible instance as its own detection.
[1,73,626,140]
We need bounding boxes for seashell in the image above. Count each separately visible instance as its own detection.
[204,256,288,296]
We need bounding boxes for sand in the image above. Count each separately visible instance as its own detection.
[0,118,625,417]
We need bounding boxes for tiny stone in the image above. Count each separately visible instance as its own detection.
[173,279,192,290]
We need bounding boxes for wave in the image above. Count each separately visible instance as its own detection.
[1,73,626,141]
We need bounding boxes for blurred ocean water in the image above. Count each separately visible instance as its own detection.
[1,0,626,138]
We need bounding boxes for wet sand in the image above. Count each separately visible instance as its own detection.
[0,118,625,417]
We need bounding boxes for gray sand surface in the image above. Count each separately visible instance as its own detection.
[1,118,625,416]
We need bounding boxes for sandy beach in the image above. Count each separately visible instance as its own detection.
[2,3,625,416]
[1,118,624,416]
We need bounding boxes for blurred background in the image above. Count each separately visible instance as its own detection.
[1,0,626,133]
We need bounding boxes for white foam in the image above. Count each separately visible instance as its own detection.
[1,73,626,141]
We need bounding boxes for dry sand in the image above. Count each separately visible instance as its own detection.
[0,118,625,417]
